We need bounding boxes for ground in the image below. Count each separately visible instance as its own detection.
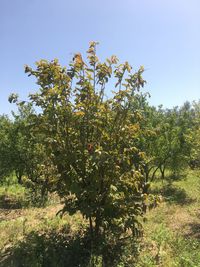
[0,170,200,266]
[136,170,200,266]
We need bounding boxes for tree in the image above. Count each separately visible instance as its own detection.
[4,99,55,205]
[138,104,191,184]
[12,42,149,265]
[186,101,200,168]
[0,115,13,182]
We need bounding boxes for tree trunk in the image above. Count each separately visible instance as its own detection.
[89,216,94,258]
[160,165,166,182]
[16,172,22,184]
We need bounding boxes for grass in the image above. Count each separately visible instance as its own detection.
[0,203,88,267]
[0,178,88,266]
[0,169,200,266]
[136,169,200,267]
[0,183,26,209]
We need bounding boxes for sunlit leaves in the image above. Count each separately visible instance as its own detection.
[13,42,150,258]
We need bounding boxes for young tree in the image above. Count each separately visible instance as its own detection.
[5,99,55,205]
[12,42,149,265]
[138,103,191,184]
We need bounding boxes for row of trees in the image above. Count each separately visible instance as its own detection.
[2,99,198,187]
[1,42,200,265]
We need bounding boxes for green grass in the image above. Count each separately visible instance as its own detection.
[0,170,200,266]
[0,203,87,267]
[136,169,200,267]
[0,178,88,266]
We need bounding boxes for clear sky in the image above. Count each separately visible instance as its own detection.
[1,0,200,115]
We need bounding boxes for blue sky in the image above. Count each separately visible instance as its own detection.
[1,0,200,115]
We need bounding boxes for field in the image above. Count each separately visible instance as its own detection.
[137,170,200,266]
[0,170,200,267]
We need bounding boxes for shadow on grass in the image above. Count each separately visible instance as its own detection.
[0,224,137,267]
[0,192,51,210]
[0,227,91,267]
[0,195,22,209]
[165,173,188,182]
[184,223,200,240]
[152,184,195,205]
